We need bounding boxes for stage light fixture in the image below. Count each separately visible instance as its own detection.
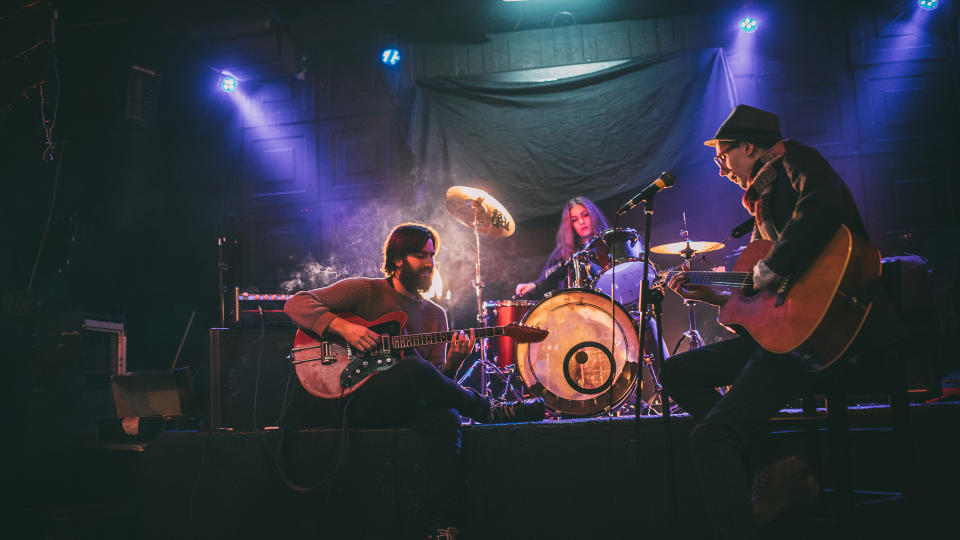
[381,48,401,66]
[918,0,938,10]
[220,74,238,92]
[739,17,759,33]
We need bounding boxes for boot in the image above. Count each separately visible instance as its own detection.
[487,397,545,424]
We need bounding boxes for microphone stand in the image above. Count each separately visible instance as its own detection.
[630,193,678,536]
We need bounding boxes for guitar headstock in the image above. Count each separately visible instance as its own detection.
[503,322,549,342]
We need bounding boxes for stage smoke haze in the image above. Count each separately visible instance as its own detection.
[276,172,554,324]
[279,254,351,292]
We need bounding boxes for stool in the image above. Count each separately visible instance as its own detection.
[773,342,913,529]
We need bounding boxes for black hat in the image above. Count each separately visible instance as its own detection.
[703,104,782,147]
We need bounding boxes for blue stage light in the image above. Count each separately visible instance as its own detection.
[381,48,401,66]
[739,17,759,33]
[220,75,237,92]
[918,0,938,10]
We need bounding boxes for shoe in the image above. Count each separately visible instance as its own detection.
[751,455,820,524]
[487,397,545,424]
[426,525,459,540]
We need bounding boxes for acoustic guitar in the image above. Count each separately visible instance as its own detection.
[290,311,549,399]
[658,225,880,370]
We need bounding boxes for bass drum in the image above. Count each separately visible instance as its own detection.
[515,289,640,416]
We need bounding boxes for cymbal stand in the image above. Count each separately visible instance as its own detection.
[456,199,523,401]
[672,212,705,354]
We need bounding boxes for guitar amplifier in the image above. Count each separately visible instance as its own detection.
[208,326,295,430]
[232,287,295,327]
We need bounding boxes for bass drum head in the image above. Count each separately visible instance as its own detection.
[516,289,640,416]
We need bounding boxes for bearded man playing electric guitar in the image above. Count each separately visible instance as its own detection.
[284,222,544,540]
[660,105,903,539]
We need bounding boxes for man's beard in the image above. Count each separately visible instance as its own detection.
[398,260,433,293]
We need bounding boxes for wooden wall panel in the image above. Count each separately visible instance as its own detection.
[860,152,952,246]
[317,113,399,201]
[756,70,858,157]
[412,20,661,80]
[240,204,321,288]
[848,2,950,66]
[241,79,316,127]
[551,25,586,66]
[241,122,318,207]
[317,48,399,120]
[854,60,953,154]
[507,28,549,70]
[583,23,631,63]
[628,19,659,58]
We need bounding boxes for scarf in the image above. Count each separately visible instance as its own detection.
[741,140,786,241]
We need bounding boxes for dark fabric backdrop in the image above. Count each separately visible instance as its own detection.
[408,48,738,222]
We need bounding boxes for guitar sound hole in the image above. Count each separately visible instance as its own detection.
[742,284,759,297]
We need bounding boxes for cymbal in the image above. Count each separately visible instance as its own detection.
[650,240,725,256]
[445,186,515,237]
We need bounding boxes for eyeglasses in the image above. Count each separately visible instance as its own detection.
[713,142,741,168]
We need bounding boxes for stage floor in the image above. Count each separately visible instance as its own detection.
[17,401,944,540]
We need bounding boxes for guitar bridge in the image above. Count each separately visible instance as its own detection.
[774,276,793,307]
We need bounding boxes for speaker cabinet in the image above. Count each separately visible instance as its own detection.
[208,327,295,430]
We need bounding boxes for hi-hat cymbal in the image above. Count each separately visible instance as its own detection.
[650,240,725,256]
[445,186,515,237]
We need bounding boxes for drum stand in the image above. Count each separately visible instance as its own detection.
[456,200,524,401]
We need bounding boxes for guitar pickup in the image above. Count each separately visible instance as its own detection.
[320,342,336,365]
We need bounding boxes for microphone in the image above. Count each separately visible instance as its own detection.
[616,172,676,215]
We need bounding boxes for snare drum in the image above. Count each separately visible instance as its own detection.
[515,289,639,416]
[482,300,535,369]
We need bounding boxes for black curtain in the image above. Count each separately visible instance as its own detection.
[408,48,738,222]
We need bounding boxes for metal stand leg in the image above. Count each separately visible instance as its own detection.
[456,200,524,402]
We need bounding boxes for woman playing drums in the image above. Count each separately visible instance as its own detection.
[515,196,609,299]
[513,196,669,415]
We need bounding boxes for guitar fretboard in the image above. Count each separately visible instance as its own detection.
[390,326,505,349]
[661,271,752,289]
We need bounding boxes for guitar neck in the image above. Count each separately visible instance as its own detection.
[391,326,505,349]
[662,270,752,289]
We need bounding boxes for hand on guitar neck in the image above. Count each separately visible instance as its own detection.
[329,317,381,352]
[666,263,733,307]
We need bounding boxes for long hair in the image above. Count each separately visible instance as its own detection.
[554,197,610,260]
[381,222,440,277]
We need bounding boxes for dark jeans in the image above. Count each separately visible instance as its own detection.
[660,335,811,540]
[286,355,489,530]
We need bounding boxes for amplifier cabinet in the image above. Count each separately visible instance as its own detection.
[208,326,295,430]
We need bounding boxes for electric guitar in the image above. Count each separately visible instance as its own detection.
[290,311,549,399]
[658,225,880,370]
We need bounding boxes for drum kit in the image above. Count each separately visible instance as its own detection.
[445,186,725,417]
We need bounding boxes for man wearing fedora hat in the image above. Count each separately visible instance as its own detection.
[660,104,902,537]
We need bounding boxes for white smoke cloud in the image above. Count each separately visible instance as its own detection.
[279,254,352,292]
